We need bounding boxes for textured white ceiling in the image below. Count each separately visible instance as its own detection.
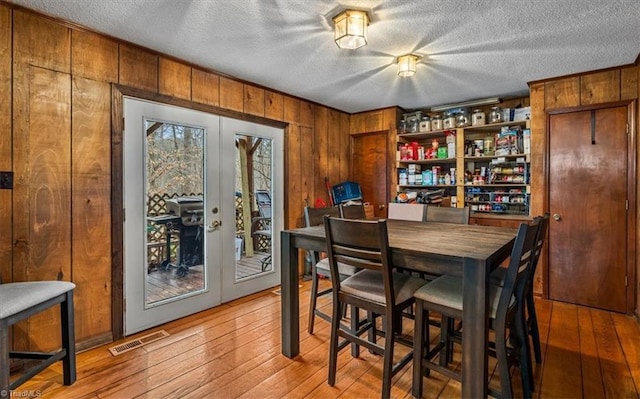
[10,0,640,113]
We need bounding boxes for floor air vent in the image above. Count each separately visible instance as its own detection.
[108,330,170,356]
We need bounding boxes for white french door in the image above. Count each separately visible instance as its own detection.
[123,98,282,335]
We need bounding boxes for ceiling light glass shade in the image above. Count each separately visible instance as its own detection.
[397,54,418,77]
[333,10,369,50]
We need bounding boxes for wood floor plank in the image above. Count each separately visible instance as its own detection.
[539,301,583,398]
[612,313,640,394]
[9,282,640,399]
[590,308,637,397]
[577,306,605,398]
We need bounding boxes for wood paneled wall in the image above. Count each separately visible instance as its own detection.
[529,65,639,305]
[1,4,349,349]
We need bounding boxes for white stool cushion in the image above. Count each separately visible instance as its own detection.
[341,269,428,305]
[0,281,76,319]
[315,258,359,277]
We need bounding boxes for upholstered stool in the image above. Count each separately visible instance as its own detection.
[0,281,76,393]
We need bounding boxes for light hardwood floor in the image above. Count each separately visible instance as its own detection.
[12,279,640,398]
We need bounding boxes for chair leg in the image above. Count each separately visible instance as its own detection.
[494,317,513,399]
[327,299,341,386]
[350,305,360,358]
[61,290,76,386]
[526,293,542,364]
[439,316,452,367]
[367,311,377,354]
[308,267,319,334]
[1,326,9,394]
[412,301,427,399]
[381,314,396,399]
[516,306,533,397]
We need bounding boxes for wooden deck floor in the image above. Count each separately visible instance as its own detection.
[146,252,271,303]
[12,279,640,398]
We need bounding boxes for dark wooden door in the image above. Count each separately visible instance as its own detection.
[548,106,628,313]
[350,131,389,218]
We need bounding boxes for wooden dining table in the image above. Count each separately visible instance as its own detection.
[280,219,518,399]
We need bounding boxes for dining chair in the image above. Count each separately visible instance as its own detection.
[338,203,366,219]
[387,202,426,221]
[491,212,550,367]
[1,280,77,393]
[424,205,470,224]
[323,216,428,399]
[412,217,541,399]
[304,205,357,334]
[251,189,272,270]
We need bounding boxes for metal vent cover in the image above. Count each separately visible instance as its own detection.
[108,330,170,356]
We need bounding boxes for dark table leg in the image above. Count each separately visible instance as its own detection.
[281,231,299,358]
[462,257,489,399]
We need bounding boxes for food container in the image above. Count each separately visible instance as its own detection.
[456,110,470,127]
[419,116,431,132]
[489,107,502,123]
[431,114,443,130]
[443,112,456,129]
[471,109,485,126]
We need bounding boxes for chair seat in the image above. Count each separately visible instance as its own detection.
[342,269,428,305]
[315,258,359,277]
[0,281,76,319]
[413,275,509,319]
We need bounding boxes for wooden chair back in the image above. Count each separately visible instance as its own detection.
[496,217,541,328]
[425,205,470,224]
[323,216,394,304]
[387,203,426,221]
[303,206,340,265]
[339,203,366,219]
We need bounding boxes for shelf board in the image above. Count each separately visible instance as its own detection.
[398,184,457,189]
[464,154,530,162]
[462,120,529,133]
[398,129,455,140]
[398,157,457,164]
[464,184,528,187]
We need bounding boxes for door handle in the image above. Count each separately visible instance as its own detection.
[207,220,221,232]
[553,213,561,221]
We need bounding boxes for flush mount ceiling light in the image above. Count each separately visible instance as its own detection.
[333,9,369,50]
[397,54,419,77]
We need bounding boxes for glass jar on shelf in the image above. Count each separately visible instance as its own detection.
[456,109,470,127]
[471,108,486,126]
[419,116,431,132]
[444,112,456,129]
[489,106,502,123]
[431,114,443,130]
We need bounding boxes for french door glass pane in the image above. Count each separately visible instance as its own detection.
[145,120,206,306]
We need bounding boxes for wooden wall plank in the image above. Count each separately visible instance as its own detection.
[300,126,314,211]
[286,125,302,230]
[580,70,620,105]
[326,109,341,187]
[529,82,546,297]
[300,100,314,128]
[191,69,220,107]
[621,66,639,101]
[264,90,283,121]
[544,77,580,109]
[71,30,118,83]
[313,106,330,205]
[244,85,265,117]
[119,44,158,92]
[14,10,70,73]
[338,113,350,182]
[0,5,11,284]
[283,95,300,125]
[159,57,192,100]
[71,77,113,342]
[15,67,72,351]
[350,110,384,133]
[219,77,244,112]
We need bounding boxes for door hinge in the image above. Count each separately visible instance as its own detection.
[625,276,628,287]
[626,200,629,210]
[626,123,629,134]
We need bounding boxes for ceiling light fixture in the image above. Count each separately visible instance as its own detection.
[333,9,369,50]
[397,54,419,77]
[430,97,502,112]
